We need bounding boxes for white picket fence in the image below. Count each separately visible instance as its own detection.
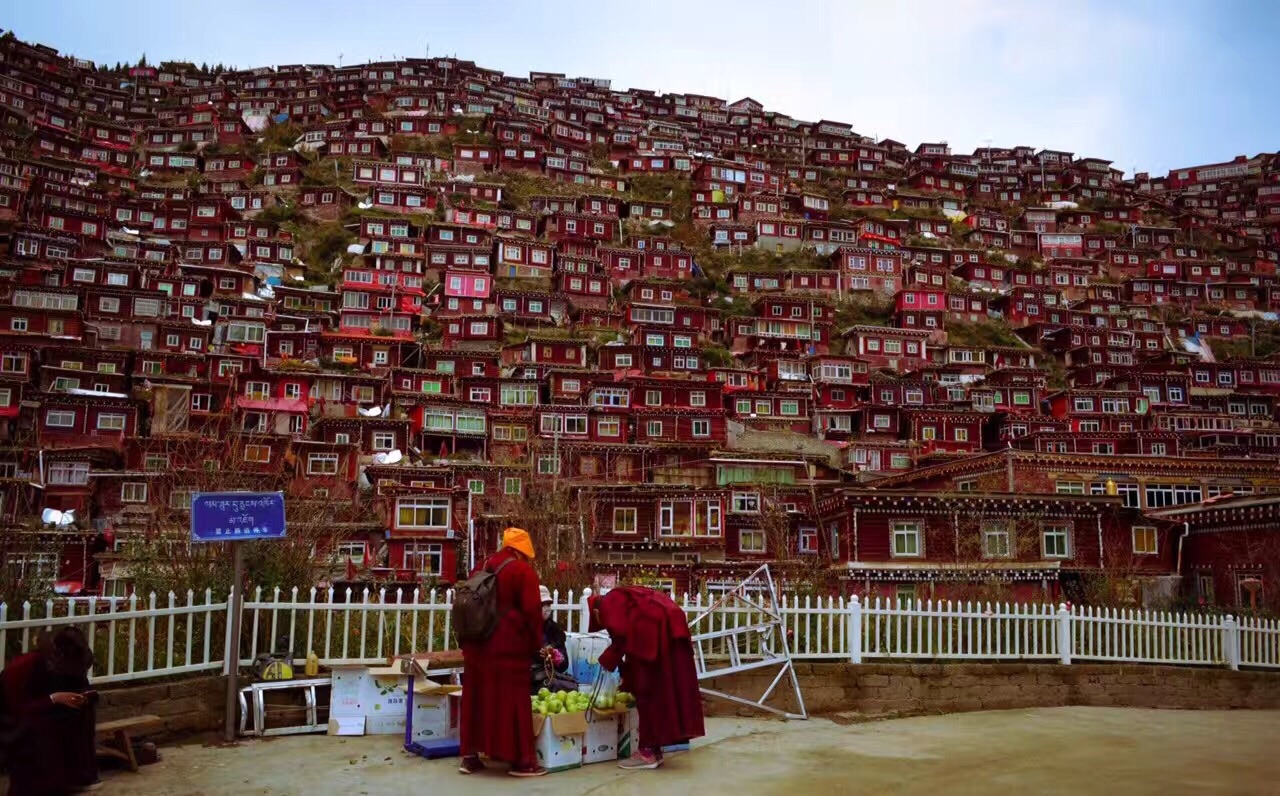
[0,590,230,685]
[1,587,1278,685]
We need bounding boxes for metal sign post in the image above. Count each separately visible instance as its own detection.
[190,492,287,743]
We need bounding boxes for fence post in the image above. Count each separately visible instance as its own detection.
[847,595,862,664]
[579,588,593,634]
[1057,603,1072,665]
[1223,615,1240,671]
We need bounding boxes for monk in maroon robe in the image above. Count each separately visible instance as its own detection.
[458,528,546,777]
[0,627,99,795]
[590,586,705,769]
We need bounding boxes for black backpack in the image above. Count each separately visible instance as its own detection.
[452,559,514,644]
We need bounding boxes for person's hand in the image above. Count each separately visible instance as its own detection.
[50,692,85,709]
[599,647,621,672]
[539,645,554,659]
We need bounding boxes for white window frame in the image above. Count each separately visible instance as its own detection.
[396,497,451,529]
[891,521,922,558]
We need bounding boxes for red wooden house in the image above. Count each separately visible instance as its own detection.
[843,326,930,370]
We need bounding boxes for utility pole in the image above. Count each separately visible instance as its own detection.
[552,419,560,490]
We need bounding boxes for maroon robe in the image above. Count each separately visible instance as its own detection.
[0,652,98,795]
[459,548,543,768]
[591,587,705,750]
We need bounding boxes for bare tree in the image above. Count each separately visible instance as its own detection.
[115,429,375,597]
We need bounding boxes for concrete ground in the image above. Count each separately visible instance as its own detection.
[85,708,1280,795]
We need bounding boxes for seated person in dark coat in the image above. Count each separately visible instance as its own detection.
[532,585,570,692]
[1,626,99,795]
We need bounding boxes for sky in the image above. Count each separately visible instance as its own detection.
[6,0,1278,176]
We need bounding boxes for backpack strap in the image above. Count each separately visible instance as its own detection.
[492,558,515,576]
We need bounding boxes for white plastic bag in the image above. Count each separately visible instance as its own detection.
[587,668,621,718]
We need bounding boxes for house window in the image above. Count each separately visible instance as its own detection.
[692,419,711,437]
[307,454,339,475]
[1055,481,1085,495]
[1043,525,1070,558]
[891,521,922,557]
[372,432,396,451]
[1132,526,1158,555]
[97,413,127,431]
[244,444,271,463]
[504,477,522,495]
[739,529,766,553]
[468,479,485,495]
[613,508,637,534]
[982,521,1011,558]
[404,543,443,576]
[46,410,77,428]
[397,497,450,529]
[592,388,630,408]
[731,492,760,513]
[646,420,663,437]
[121,482,148,503]
[334,541,367,565]
[799,527,818,554]
[537,456,561,475]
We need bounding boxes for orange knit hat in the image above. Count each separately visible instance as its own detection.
[502,527,535,559]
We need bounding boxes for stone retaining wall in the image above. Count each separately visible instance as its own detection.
[99,675,230,739]
[703,662,1280,717]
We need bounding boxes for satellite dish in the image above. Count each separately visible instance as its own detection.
[41,508,75,526]
[374,449,403,465]
[358,405,382,417]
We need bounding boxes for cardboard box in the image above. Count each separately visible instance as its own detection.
[329,665,459,741]
[329,667,367,720]
[617,707,640,759]
[532,712,587,772]
[582,709,622,764]
[615,708,683,756]
[327,716,365,736]
[363,665,410,734]
[408,692,460,742]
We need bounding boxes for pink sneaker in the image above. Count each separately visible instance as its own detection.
[618,752,662,770]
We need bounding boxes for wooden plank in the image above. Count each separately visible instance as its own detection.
[97,714,163,734]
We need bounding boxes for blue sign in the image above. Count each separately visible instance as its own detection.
[191,492,286,543]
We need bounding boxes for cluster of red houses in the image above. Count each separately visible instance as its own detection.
[1,34,1279,609]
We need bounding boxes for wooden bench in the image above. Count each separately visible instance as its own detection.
[96,715,162,772]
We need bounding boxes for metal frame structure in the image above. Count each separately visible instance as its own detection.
[238,677,330,737]
[686,564,807,720]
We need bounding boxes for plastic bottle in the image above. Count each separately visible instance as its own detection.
[305,650,319,677]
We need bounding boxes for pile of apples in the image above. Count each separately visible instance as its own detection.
[531,687,635,715]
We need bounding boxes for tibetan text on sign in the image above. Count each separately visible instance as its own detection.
[190,492,286,542]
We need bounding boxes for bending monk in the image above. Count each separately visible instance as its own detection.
[590,586,705,770]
